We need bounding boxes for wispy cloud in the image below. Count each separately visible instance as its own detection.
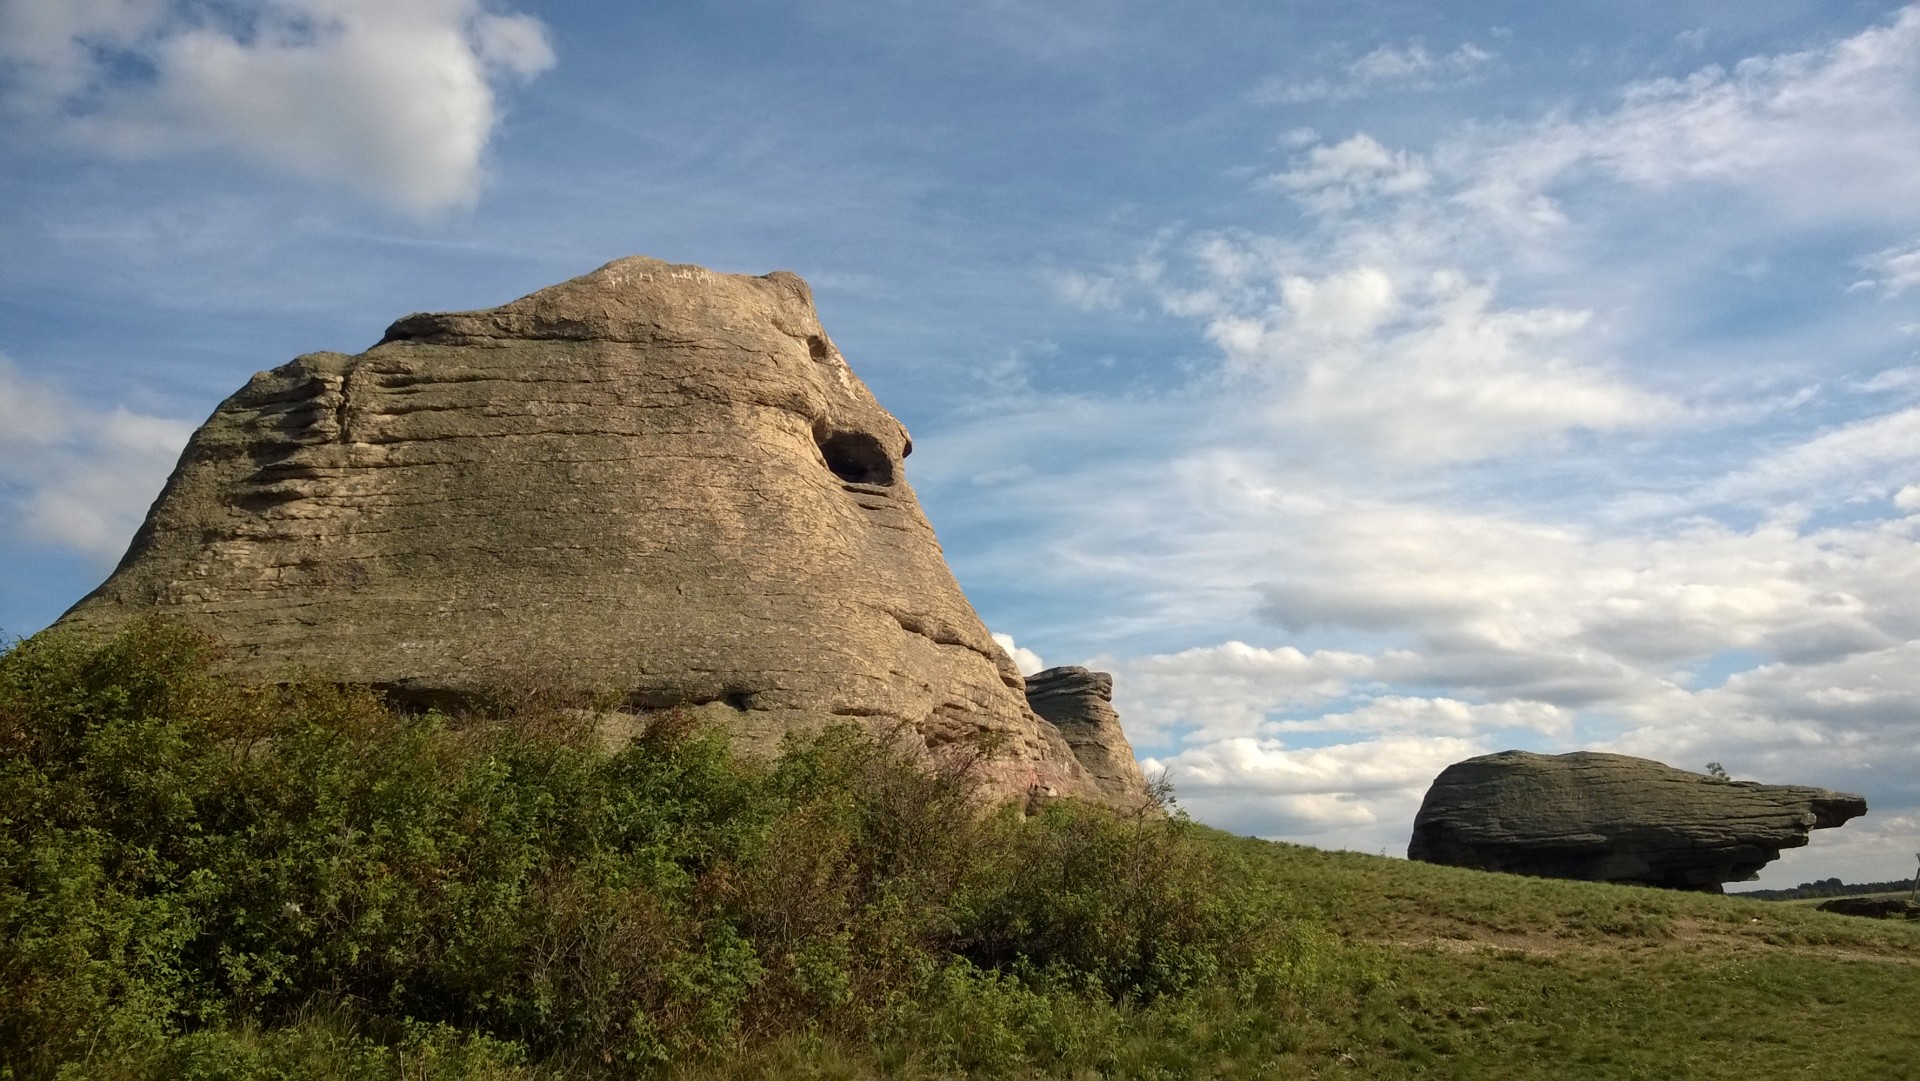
[1048,268,1124,311]
[1262,134,1432,214]
[1258,40,1495,104]
[1853,239,1920,297]
[1710,407,1920,504]
[1450,5,1920,233]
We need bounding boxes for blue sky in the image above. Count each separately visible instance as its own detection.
[4,0,1919,885]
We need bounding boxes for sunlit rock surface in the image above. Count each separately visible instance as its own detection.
[1409,750,1866,891]
[59,256,1145,806]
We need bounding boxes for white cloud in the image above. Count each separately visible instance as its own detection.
[1673,28,1709,53]
[1271,696,1570,738]
[1144,734,1484,842]
[0,0,555,213]
[1249,491,1920,679]
[1109,640,1380,743]
[1049,268,1123,311]
[1452,6,1920,234]
[1172,251,1676,463]
[1757,812,1920,887]
[1260,40,1494,104]
[1352,41,1491,83]
[1853,367,1920,394]
[1713,407,1920,504]
[0,357,193,560]
[1127,7,1920,479]
[991,632,1046,676]
[1854,239,1920,297]
[1264,134,1432,214]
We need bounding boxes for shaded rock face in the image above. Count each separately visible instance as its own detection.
[1023,667,1149,806]
[1408,751,1867,891]
[1816,897,1920,920]
[59,255,1143,806]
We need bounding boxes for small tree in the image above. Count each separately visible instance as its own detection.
[1704,762,1730,781]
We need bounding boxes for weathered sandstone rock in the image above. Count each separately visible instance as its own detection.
[58,255,1143,806]
[1408,750,1867,891]
[1023,666,1150,807]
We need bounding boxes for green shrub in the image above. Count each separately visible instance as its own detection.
[0,619,1311,1078]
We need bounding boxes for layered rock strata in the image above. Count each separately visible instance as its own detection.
[1408,750,1867,891]
[1023,666,1151,806]
[58,255,1144,806]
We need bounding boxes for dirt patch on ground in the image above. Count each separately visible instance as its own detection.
[1382,915,1920,966]
[1391,931,1569,957]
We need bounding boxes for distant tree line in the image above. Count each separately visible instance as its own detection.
[1732,877,1916,901]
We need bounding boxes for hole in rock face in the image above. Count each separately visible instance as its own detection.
[818,430,895,486]
[807,335,831,361]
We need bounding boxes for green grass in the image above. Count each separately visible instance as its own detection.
[4,619,1918,1079]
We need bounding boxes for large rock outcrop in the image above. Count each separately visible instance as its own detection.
[1023,667,1151,807]
[58,255,1145,806]
[1408,751,1867,891]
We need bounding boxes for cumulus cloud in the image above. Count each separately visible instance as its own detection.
[1109,640,1380,743]
[1759,812,1920,886]
[1632,643,1920,750]
[1273,697,1570,738]
[1144,734,1484,840]
[0,0,556,213]
[0,358,193,560]
[1060,450,1920,857]
[991,632,1046,676]
[1167,252,1676,462]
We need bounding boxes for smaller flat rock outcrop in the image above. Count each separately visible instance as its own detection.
[1816,897,1920,920]
[1024,667,1149,807]
[1408,751,1867,891]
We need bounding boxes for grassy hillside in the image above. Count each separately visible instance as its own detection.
[4,621,1917,1080]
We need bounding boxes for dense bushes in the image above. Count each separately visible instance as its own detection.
[0,620,1318,1078]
